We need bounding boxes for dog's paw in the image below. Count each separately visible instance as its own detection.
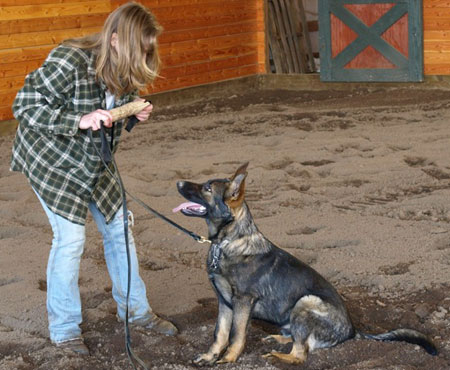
[262,350,276,358]
[215,352,238,364]
[262,350,280,363]
[262,334,293,345]
[262,350,306,365]
[193,353,218,367]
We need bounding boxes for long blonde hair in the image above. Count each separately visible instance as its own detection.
[63,2,162,96]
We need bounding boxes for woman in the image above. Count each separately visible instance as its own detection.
[10,2,177,355]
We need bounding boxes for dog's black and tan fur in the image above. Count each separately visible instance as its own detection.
[175,163,437,366]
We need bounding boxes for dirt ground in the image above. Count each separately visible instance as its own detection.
[0,84,449,369]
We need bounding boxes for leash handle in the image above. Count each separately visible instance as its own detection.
[125,116,139,132]
[99,122,112,164]
[124,100,151,132]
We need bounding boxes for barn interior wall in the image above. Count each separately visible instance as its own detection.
[0,0,449,122]
[0,0,265,121]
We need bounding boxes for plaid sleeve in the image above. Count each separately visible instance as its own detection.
[129,90,140,103]
[12,48,84,137]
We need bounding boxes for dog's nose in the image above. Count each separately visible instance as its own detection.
[177,181,185,190]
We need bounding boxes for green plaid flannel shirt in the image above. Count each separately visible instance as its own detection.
[11,45,137,225]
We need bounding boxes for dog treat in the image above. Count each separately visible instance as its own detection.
[109,100,150,121]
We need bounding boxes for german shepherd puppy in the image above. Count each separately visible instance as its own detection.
[173,163,437,365]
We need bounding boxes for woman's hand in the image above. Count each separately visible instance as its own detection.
[134,98,153,121]
[79,109,113,131]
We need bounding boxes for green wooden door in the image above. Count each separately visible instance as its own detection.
[319,0,423,82]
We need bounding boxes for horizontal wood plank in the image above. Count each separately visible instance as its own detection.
[423,30,450,40]
[162,49,210,66]
[152,2,255,21]
[424,7,450,17]
[159,21,257,44]
[161,44,257,69]
[0,14,107,35]
[423,20,450,31]
[0,90,15,107]
[0,46,53,65]
[0,0,98,5]
[0,26,101,49]
[0,1,110,21]
[424,64,450,74]
[423,1,450,7]
[0,59,43,79]
[160,32,255,58]
[424,51,450,63]
[424,8,450,26]
[160,52,258,79]
[424,40,450,52]
[0,106,13,121]
[157,10,257,32]
[0,75,25,93]
[113,0,252,10]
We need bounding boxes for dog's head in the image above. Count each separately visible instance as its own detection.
[173,163,248,228]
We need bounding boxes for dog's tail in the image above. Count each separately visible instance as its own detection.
[356,328,437,356]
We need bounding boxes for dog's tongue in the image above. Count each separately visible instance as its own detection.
[172,202,202,213]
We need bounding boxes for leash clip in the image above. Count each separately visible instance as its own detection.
[198,236,211,244]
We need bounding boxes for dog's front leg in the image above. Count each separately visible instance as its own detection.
[193,297,233,366]
[216,295,254,364]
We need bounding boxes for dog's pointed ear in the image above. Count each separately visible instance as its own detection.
[231,162,249,181]
[227,162,248,202]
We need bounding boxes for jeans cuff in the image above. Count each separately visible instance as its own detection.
[51,335,83,345]
[116,311,154,325]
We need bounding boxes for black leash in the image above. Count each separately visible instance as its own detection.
[87,122,209,370]
[90,124,209,244]
[88,126,147,369]
[125,192,210,244]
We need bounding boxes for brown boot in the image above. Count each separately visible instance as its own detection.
[129,312,178,336]
[55,338,89,355]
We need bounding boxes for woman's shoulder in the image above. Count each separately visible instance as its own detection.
[46,45,92,70]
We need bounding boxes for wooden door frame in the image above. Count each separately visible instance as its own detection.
[319,0,423,82]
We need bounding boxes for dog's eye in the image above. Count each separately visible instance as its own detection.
[204,184,212,192]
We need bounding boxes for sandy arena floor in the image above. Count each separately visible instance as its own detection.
[0,85,449,369]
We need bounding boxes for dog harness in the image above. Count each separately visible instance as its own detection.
[207,239,234,310]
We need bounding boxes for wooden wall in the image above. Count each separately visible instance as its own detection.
[1,1,449,121]
[0,0,265,121]
[424,0,450,75]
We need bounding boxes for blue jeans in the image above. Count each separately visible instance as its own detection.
[34,191,151,343]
